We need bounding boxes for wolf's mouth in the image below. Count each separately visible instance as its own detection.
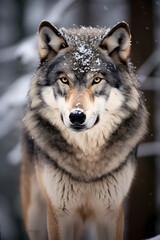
[70,115,99,132]
[70,124,86,132]
[61,114,99,132]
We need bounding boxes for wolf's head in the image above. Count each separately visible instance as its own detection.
[29,21,140,136]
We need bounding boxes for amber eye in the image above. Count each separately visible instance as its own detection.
[60,77,69,85]
[92,77,102,85]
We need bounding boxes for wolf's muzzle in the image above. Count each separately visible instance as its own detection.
[69,110,86,125]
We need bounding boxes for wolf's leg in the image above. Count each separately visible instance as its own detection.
[21,169,48,239]
[26,175,48,240]
[20,143,48,240]
[73,219,84,240]
[96,204,124,240]
[58,215,84,240]
[47,200,61,240]
[115,203,124,240]
[35,165,62,240]
[35,165,84,240]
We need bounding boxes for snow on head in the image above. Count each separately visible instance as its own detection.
[60,26,110,74]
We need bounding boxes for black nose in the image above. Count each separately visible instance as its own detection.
[69,110,86,125]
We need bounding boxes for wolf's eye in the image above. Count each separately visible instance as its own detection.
[60,77,69,85]
[92,77,102,85]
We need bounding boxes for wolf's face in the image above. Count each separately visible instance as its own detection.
[30,21,139,133]
[40,58,125,133]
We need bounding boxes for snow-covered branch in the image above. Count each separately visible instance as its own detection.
[137,46,160,82]
[0,0,78,65]
[138,142,160,158]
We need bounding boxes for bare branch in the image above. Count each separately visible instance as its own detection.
[138,141,160,158]
[137,46,160,82]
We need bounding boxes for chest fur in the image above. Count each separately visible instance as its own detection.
[38,159,135,221]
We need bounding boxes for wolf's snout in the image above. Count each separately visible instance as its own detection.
[69,110,86,125]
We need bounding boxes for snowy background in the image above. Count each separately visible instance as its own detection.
[0,0,160,239]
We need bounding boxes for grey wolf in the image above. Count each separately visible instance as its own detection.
[20,21,148,240]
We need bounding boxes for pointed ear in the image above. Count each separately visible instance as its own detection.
[100,22,131,62]
[38,21,68,60]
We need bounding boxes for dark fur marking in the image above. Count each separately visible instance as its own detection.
[99,59,123,89]
[33,113,74,155]
[114,185,117,195]
[62,202,69,215]
[106,104,142,148]
[38,56,65,86]
[107,182,111,198]
[132,145,138,161]
[53,83,67,99]
[99,44,108,51]
[71,184,76,195]
[110,173,118,184]
[46,34,50,44]
[60,43,68,49]
[108,176,118,196]
[58,174,63,183]
[108,46,120,58]
[23,130,34,157]
[94,89,108,97]
[35,143,135,184]
[62,184,65,198]
[118,32,125,45]
[46,57,65,77]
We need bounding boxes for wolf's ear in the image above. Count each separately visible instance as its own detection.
[38,21,68,60]
[100,22,131,62]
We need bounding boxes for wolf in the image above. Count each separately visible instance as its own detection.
[20,21,148,240]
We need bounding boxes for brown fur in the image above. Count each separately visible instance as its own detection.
[115,204,124,240]
[77,202,95,223]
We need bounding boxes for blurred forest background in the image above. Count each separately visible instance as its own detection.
[0,0,160,239]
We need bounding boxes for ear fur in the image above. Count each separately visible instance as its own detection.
[101,22,131,62]
[38,21,68,60]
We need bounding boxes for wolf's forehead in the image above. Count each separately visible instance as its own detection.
[60,27,108,44]
[60,27,109,73]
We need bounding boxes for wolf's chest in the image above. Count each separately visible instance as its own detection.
[40,161,135,219]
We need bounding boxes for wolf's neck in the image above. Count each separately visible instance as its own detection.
[61,126,111,155]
